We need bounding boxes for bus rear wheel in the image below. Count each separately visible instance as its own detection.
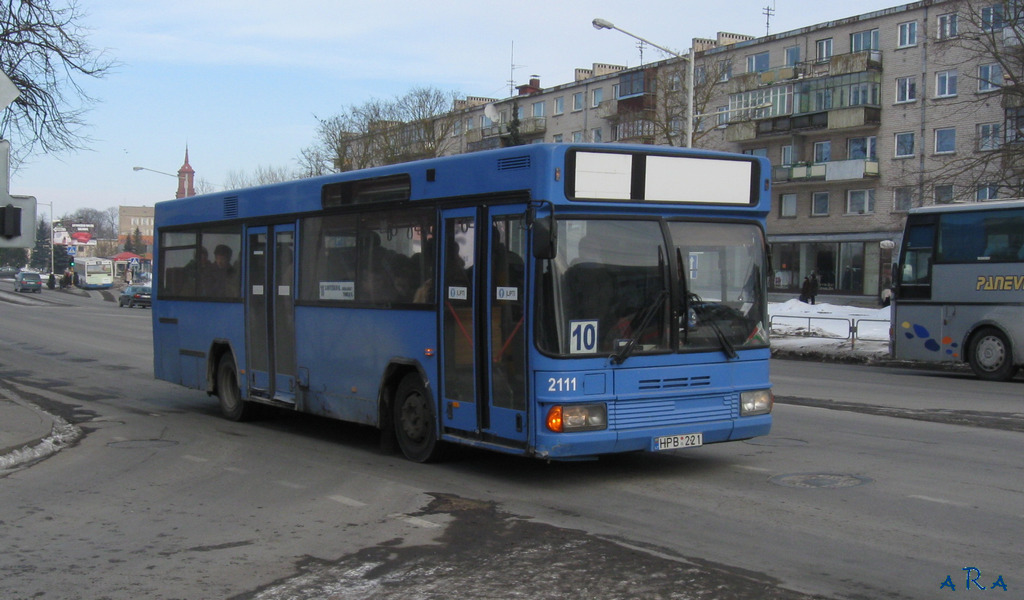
[393,374,444,463]
[968,328,1018,382]
[217,355,256,421]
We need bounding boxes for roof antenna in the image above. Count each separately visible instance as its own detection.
[763,1,776,36]
[508,41,525,96]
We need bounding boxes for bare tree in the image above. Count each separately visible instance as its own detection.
[0,0,115,168]
[224,164,295,190]
[916,0,1024,201]
[307,86,461,172]
[606,59,731,148]
[68,207,116,239]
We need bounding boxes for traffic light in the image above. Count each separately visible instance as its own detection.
[68,256,75,269]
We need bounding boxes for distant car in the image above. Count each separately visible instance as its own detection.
[14,271,42,293]
[119,285,152,308]
[0,266,18,278]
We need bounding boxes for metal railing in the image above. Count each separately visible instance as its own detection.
[769,315,891,348]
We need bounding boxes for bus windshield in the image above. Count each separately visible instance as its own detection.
[537,219,768,357]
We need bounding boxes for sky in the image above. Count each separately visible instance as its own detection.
[6,0,909,218]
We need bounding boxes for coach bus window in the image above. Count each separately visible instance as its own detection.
[668,222,769,352]
[197,230,242,298]
[536,219,669,356]
[158,232,198,297]
[300,209,435,306]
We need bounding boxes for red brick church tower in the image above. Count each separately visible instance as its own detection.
[175,147,196,198]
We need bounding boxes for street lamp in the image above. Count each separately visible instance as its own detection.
[593,18,695,147]
[132,165,177,178]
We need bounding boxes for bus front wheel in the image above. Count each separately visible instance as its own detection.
[968,328,1018,382]
[393,374,444,463]
[217,355,256,421]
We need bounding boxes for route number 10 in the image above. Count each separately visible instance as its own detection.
[569,320,599,354]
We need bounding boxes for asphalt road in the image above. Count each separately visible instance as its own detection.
[0,283,1020,599]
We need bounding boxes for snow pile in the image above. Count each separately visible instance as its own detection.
[768,300,891,362]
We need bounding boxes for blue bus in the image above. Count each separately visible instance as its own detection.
[152,144,773,461]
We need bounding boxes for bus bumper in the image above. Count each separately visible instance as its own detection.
[533,414,772,459]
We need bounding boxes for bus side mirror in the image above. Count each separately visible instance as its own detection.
[529,205,557,259]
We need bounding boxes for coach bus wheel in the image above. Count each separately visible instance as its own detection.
[217,355,256,421]
[393,374,443,463]
[968,328,1017,382]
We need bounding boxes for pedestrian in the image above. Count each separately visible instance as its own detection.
[809,272,819,305]
[800,276,811,303]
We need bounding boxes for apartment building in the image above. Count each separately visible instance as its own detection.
[444,0,1011,300]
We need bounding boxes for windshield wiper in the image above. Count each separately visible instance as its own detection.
[610,289,668,365]
[688,293,738,360]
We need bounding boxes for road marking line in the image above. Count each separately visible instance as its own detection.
[275,480,305,490]
[733,465,772,473]
[329,495,367,508]
[223,466,248,474]
[908,495,970,507]
[390,514,441,529]
[182,455,208,463]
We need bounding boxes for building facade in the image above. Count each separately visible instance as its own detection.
[436,0,1011,300]
[118,205,154,256]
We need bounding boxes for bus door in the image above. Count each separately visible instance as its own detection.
[245,224,297,404]
[439,206,528,449]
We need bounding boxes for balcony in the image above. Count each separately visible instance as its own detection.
[773,159,879,183]
[481,117,547,139]
[828,106,881,130]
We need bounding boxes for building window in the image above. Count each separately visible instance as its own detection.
[780,194,797,218]
[979,63,1002,92]
[781,145,793,166]
[896,76,917,103]
[937,13,959,39]
[848,136,877,160]
[572,92,584,111]
[591,87,603,108]
[747,52,770,73]
[554,97,564,115]
[816,38,833,61]
[981,5,1004,31]
[935,127,956,154]
[894,186,915,212]
[784,46,800,67]
[619,71,646,98]
[898,21,918,47]
[847,189,875,214]
[591,127,603,143]
[978,123,1002,151]
[935,70,958,97]
[572,131,583,143]
[552,134,563,143]
[935,185,955,204]
[814,141,831,163]
[1009,108,1024,144]
[895,132,915,157]
[851,29,879,52]
[716,105,729,126]
[532,101,545,118]
[812,192,830,216]
[718,60,732,82]
[465,117,475,131]
[977,184,999,200]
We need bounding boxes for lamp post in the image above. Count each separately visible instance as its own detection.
[593,18,695,147]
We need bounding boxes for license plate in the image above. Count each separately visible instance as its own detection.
[653,433,703,451]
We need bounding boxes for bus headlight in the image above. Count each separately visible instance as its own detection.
[740,389,773,416]
[546,404,607,433]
